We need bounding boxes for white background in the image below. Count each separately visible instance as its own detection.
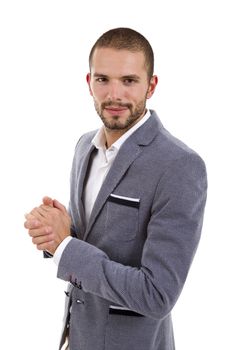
[0,0,232,349]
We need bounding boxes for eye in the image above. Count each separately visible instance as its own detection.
[95,77,108,83]
[123,78,137,85]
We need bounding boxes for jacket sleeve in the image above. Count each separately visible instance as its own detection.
[57,153,207,320]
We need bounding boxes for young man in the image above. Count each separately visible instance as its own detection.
[25,28,207,350]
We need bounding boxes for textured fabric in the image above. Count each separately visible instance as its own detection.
[54,236,72,265]
[58,110,207,350]
[84,109,150,223]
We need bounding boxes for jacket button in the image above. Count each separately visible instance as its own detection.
[76,299,84,304]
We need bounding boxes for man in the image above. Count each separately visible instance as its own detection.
[25,28,207,350]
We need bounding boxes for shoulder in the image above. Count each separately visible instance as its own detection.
[135,112,207,190]
[75,130,98,149]
[149,110,206,169]
[70,130,98,170]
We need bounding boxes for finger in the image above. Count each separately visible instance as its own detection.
[25,211,44,221]
[53,199,67,214]
[24,212,36,220]
[31,206,50,219]
[42,196,54,207]
[32,233,54,245]
[28,226,52,237]
[24,218,41,229]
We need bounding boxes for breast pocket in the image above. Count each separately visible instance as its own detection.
[105,194,140,242]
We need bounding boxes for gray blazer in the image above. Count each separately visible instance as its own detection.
[57,110,207,350]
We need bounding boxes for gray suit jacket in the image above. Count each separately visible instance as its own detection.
[57,110,207,350]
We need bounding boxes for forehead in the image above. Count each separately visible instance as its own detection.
[91,48,147,76]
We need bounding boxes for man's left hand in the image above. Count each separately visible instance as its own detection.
[24,197,71,255]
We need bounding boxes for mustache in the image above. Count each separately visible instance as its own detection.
[101,101,132,109]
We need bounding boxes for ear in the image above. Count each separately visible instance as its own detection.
[86,73,93,96]
[146,75,158,99]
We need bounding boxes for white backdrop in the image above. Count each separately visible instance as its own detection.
[0,0,232,349]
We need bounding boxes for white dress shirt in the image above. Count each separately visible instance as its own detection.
[54,110,151,265]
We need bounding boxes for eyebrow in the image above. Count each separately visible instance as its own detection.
[93,73,141,80]
[93,73,108,78]
[121,74,140,80]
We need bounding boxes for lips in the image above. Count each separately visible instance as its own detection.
[105,107,128,114]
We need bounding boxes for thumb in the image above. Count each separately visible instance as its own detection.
[53,199,67,214]
[42,196,54,207]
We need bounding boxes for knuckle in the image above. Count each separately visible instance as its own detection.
[45,226,52,234]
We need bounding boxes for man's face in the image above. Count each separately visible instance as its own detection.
[87,48,157,132]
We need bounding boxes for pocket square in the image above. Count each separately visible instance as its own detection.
[108,194,140,208]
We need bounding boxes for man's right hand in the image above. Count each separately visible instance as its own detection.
[24,196,71,255]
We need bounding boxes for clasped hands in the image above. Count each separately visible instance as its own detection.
[24,196,71,255]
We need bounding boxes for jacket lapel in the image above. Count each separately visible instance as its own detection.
[83,141,141,240]
[83,111,161,240]
[76,143,96,234]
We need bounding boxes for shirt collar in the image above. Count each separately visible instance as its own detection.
[92,109,151,151]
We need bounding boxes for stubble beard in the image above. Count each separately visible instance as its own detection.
[94,98,147,131]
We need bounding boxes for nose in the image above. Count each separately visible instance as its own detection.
[106,81,123,101]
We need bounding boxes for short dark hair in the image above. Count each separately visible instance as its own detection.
[89,27,154,79]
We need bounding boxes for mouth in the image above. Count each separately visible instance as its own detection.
[104,106,128,115]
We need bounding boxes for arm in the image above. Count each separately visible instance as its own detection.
[25,154,207,320]
[57,154,207,320]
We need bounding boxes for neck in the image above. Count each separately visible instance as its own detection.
[104,129,126,148]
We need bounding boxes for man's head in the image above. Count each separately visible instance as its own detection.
[87,28,158,136]
[89,27,154,81]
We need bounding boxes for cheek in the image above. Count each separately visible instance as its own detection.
[91,86,107,102]
[126,88,146,103]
